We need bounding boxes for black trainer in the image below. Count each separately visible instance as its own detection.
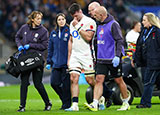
[17,106,25,112]
[105,92,113,108]
[106,98,113,108]
[60,105,71,110]
[136,104,151,108]
[44,101,52,111]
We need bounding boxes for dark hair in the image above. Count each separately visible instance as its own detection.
[54,13,69,30]
[131,21,139,29]
[68,3,81,15]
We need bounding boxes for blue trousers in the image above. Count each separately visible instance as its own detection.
[140,68,160,107]
[50,68,71,108]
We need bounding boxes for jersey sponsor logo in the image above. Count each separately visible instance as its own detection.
[33,38,37,42]
[97,40,105,44]
[63,33,68,41]
[63,37,67,41]
[72,30,80,39]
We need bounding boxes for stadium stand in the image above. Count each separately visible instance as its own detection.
[0,0,159,84]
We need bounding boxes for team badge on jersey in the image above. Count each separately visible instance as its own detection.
[64,33,68,41]
[99,28,104,38]
[33,33,39,42]
[65,33,68,38]
[52,34,56,37]
[35,33,39,38]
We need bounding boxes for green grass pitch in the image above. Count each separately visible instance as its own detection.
[0,84,160,115]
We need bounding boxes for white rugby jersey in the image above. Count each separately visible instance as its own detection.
[70,15,96,57]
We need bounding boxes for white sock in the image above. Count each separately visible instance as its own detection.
[93,99,98,108]
[122,96,129,104]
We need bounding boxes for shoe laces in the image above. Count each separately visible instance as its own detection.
[44,102,52,111]
[90,103,97,109]
[120,103,129,109]
[99,96,105,105]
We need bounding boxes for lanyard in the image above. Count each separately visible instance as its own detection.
[143,27,154,42]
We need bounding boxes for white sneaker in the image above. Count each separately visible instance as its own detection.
[98,96,105,110]
[65,105,79,111]
[117,102,130,111]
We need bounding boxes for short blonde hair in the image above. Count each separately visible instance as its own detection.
[27,11,43,25]
[144,12,160,28]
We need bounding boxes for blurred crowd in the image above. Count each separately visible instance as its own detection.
[0,0,147,44]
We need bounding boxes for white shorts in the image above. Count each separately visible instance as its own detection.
[69,54,95,76]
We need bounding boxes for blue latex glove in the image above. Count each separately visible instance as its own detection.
[18,45,24,51]
[24,44,30,50]
[112,56,120,67]
[46,64,51,70]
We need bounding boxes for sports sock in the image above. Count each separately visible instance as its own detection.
[93,99,98,108]
[122,96,129,104]
[72,97,78,103]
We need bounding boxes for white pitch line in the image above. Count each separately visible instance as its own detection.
[0,99,61,102]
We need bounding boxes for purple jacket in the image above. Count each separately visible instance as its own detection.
[97,14,124,64]
[15,24,49,59]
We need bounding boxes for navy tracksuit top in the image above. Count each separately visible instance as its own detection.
[47,25,70,68]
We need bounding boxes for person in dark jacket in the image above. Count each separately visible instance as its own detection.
[134,12,160,108]
[46,13,71,110]
[15,11,52,112]
[84,6,130,111]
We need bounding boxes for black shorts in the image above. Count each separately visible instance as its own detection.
[96,63,122,78]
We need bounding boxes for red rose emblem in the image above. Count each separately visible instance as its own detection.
[81,24,83,27]
[90,25,93,29]
[153,32,155,37]
[65,29,68,32]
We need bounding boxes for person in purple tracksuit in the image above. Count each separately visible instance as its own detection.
[88,2,113,109]
[15,11,52,112]
[84,6,130,111]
